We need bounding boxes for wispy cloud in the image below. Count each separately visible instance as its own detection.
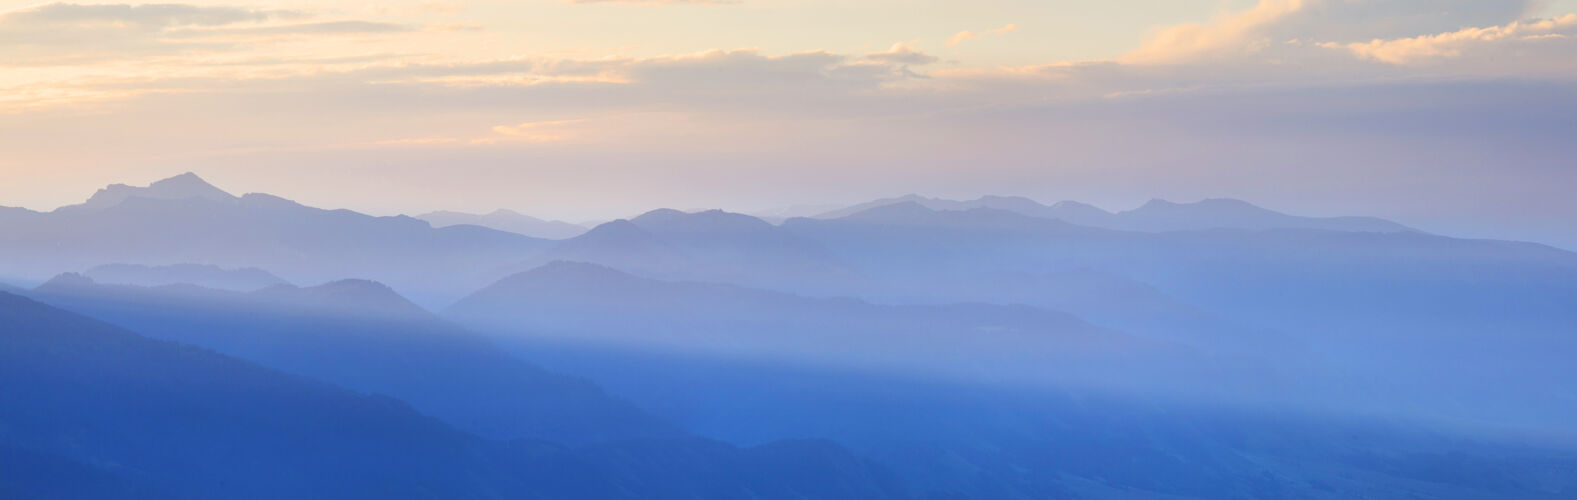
[1329,14,1577,64]
[863,43,938,65]
[0,2,412,65]
[1119,0,1306,64]
[565,0,738,4]
[946,24,1017,47]
[482,119,586,144]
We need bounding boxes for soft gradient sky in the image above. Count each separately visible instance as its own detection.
[3,0,1576,248]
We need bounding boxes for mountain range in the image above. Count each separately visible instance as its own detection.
[5,172,1577,498]
[83,263,288,291]
[416,209,588,240]
[0,173,551,306]
[813,194,1416,233]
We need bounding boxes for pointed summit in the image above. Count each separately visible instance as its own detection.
[70,172,236,211]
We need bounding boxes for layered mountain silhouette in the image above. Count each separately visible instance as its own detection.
[417,209,588,240]
[781,202,1577,432]
[512,209,854,293]
[0,173,552,306]
[448,261,1238,395]
[0,292,911,499]
[815,194,1415,233]
[8,172,1577,499]
[84,263,288,291]
[28,274,677,443]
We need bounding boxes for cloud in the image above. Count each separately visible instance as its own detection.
[1120,0,1308,64]
[946,24,1017,47]
[565,0,738,4]
[863,43,939,65]
[946,31,979,47]
[168,21,415,37]
[0,2,299,28]
[482,119,586,144]
[2,1,1575,249]
[1330,14,1577,64]
[0,2,408,65]
[1119,0,1541,64]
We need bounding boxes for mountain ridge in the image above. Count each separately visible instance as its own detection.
[813,194,1415,233]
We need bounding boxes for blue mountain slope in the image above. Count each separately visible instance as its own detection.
[28,274,679,444]
[0,291,914,499]
[448,261,1273,400]
[781,203,1577,433]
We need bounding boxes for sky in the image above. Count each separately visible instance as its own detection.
[2,0,1576,248]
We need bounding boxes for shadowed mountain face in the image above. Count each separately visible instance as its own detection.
[84,263,288,291]
[814,194,1415,233]
[0,174,552,307]
[417,209,588,240]
[28,274,679,444]
[0,292,912,500]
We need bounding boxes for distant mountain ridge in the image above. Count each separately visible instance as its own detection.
[0,173,553,307]
[512,209,854,293]
[814,194,1415,233]
[84,263,287,291]
[417,209,588,240]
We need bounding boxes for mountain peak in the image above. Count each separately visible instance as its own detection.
[579,219,654,242]
[37,272,97,290]
[516,260,637,284]
[487,208,525,217]
[839,200,937,222]
[254,278,432,319]
[631,208,773,233]
[70,172,236,211]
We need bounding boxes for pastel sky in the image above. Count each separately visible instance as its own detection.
[3,0,1576,248]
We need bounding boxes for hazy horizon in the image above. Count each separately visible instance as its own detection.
[5,0,1577,249]
[8,170,1576,252]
